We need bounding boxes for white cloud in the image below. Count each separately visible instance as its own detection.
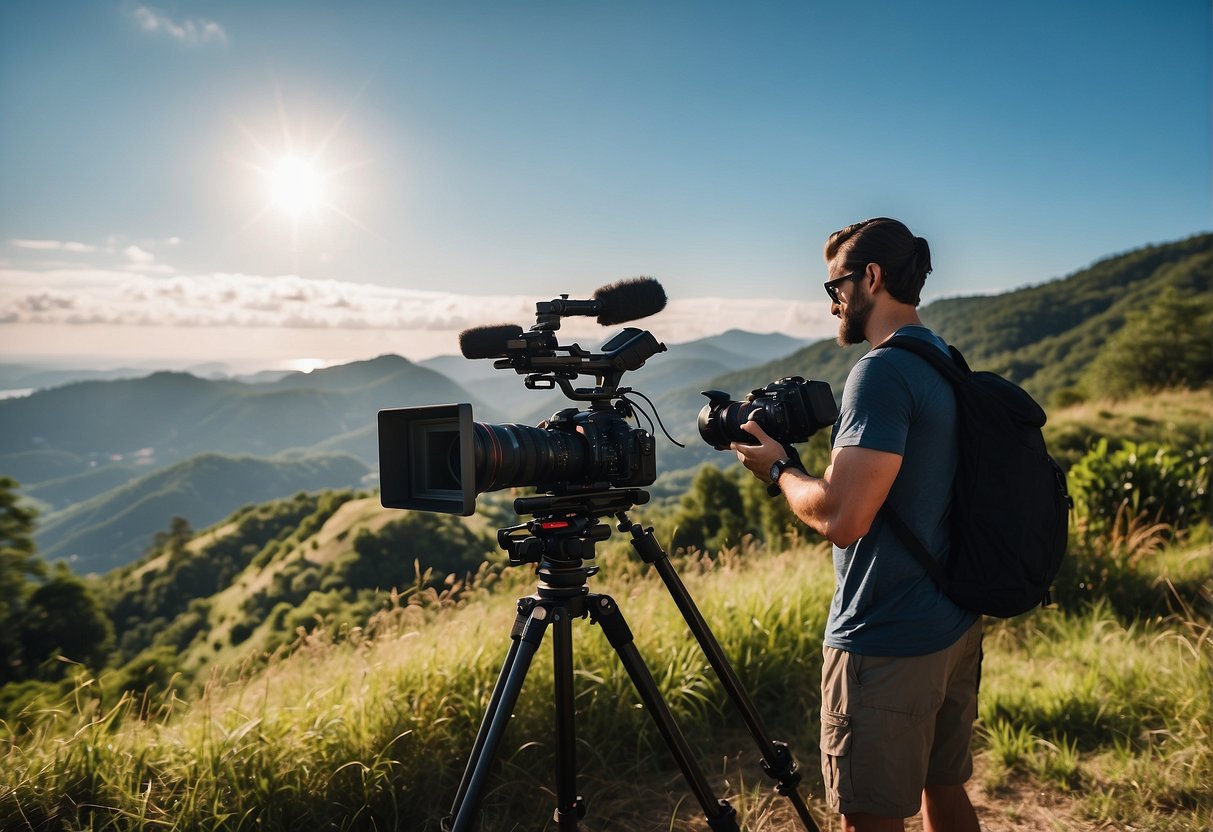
[10,238,98,253]
[123,245,156,264]
[130,5,228,47]
[0,269,836,344]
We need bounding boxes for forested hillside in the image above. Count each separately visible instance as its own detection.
[35,452,372,572]
[920,232,1212,400]
[94,489,498,684]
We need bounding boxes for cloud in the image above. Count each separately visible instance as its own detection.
[10,239,98,253]
[130,4,228,47]
[123,245,156,264]
[9,237,178,273]
[0,269,836,343]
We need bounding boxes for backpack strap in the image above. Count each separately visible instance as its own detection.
[874,333,968,592]
[880,504,949,588]
[880,333,970,380]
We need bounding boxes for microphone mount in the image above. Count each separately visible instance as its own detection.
[459,277,669,402]
[498,327,664,402]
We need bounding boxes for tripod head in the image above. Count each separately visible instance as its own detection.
[498,489,650,591]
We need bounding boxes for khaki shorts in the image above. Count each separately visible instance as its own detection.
[819,619,983,818]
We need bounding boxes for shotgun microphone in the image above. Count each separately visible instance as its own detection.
[459,324,524,359]
[592,276,667,326]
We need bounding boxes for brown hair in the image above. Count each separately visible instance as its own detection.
[824,217,933,305]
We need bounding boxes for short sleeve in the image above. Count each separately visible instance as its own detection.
[831,354,912,455]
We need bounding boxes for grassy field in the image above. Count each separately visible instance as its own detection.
[2,512,1209,831]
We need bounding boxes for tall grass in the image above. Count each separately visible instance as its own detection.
[2,531,1210,831]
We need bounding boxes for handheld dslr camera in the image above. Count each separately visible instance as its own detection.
[698,377,837,450]
[377,278,668,516]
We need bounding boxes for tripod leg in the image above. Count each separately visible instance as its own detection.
[621,517,820,832]
[589,594,740,832]
[551,606,586,829]
[445,600,529,823]
[446,598,551,832]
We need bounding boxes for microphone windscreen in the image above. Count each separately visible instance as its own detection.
[593,277,667,326]
[459,324,524,359]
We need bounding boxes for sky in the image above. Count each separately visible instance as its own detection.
[1,0,1209,374]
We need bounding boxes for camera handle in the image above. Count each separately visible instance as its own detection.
[616,511,822,832]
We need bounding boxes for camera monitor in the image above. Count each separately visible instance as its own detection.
[378,403,476,516]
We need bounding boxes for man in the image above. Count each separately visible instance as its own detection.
[731,218,983,832]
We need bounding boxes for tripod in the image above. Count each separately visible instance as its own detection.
[443,489,819,832]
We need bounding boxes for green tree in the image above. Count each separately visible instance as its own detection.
[671,465,752,553]
[1081,287,1213,399]
[347,513,493,590]
[0,476,44,683]
[20,563,115,677]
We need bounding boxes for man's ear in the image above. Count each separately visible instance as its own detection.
[866,262,885,294]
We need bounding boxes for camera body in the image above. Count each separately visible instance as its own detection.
[697,376,837,450]
[536,405,656,490]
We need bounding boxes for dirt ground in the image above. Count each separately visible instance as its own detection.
[942,774,1100,832]
[747,757,1118,832]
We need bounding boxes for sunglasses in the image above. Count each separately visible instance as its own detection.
[824,271,863,304]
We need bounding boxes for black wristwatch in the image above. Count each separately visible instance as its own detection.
[767,457,798,496]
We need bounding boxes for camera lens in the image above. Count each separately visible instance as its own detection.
[473,423,590,492]
[697,399,765,450]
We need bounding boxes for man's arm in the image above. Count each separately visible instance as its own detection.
[732,419,902,548]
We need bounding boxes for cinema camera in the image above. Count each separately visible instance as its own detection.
[377,277,670,516]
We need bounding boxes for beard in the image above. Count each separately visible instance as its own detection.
[836,284,873,346]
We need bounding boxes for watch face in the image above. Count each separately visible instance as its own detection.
[770,458,787,482]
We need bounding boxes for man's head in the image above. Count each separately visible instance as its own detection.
[823,218,933,345]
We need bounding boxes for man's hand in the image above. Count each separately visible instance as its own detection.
[730,416,903,548]
[730,418,788,483]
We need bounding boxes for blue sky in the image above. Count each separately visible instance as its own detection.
[1,1,1209,370]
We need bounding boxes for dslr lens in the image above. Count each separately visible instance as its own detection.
[697,399,764,449]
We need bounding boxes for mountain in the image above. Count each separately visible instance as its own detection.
[34,451,372,574]
[0,355,493,573]
[0,354,489,492]
[0,354,497,573]
[664,329,810,368]
[0,364,153,394]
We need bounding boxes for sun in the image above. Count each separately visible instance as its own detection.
[234,97,373,244]
[268,155,325,217]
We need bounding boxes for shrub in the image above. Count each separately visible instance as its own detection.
[1068,439,1209,537]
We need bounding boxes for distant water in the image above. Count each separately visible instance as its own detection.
[0,388,34,400]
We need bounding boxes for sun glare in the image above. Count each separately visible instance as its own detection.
[235,94,374,252]
[285,357,330,373]
[269,155,324,216]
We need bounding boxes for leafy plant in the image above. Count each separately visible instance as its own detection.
[1068,439,1209,537]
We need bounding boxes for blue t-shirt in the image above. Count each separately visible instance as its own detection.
[824,325,979,656]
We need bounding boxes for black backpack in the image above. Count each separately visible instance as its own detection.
[878,335,1072,618]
